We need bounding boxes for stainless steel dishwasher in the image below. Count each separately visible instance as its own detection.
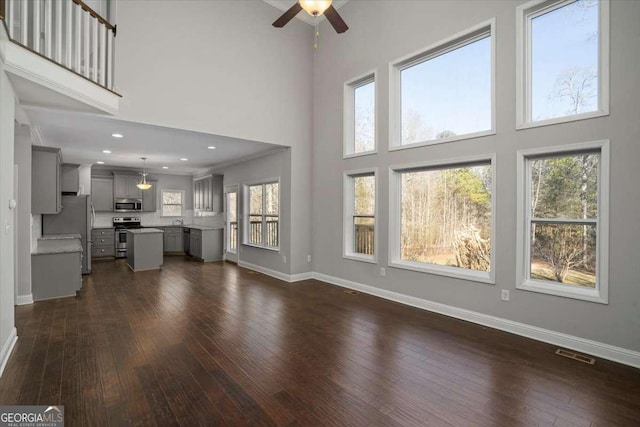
[183,227,190,255]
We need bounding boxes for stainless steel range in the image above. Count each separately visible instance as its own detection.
[113,217,142,258]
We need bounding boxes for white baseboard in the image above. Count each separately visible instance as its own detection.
[311,272,640,369]
[0,327,18,378]
[238,261,311,283]
[15,294,33,305]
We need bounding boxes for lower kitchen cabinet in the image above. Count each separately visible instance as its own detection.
[188,228,222,262]
[92,228,115,258]
[163,227,184,253]
[32,252,82,301]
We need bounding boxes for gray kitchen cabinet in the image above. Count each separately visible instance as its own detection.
[92,227,115,258]
[32,251,82,301]
[142,180,158,212]
[61,163,80,193]
[113,174,142,199]
[193,175,223,212]
[188,228,222,262]
[163,227,184,253]
[32,146,62,214]
[91,177,114,212]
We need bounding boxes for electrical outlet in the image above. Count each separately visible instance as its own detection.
[501,289,510,301]
[283,255,287,264]
[380,267,386,277]
[307,255,312,262]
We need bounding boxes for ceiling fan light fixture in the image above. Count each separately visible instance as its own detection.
[299,0,332,16]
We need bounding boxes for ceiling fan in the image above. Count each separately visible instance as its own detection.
[272,0,349,34]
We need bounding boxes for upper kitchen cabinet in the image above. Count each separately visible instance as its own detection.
[32,146,62,214]
[142,180,158,212]
[91,177,114,212]
[61,164,80,193]
[113,174,142,199]
[194,175,223,212]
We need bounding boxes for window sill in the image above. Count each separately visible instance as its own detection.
[389,129,496,152]
[517,279,607,304]
[242,243,280,253]
[516,110,609,131]
[343,253,377,264]
[343,150,378,160]
[389,259,494,285]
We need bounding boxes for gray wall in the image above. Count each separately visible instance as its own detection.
[220,149,292,275]
[0,62,17,370]
[14,125,32,301]
[311,0,640,351]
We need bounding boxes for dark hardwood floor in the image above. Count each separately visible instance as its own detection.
[1,257,639,426]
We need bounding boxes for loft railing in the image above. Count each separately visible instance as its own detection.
[1,0,116,92]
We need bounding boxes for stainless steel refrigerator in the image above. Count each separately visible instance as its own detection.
[42,195,93,274]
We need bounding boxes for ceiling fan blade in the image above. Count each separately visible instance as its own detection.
[272,2,303,28]
[324,5,348,34]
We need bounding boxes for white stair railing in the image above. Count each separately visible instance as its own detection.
[1,0,116,92]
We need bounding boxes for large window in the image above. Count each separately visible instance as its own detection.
[390,156,494,283]
[517,0,609,127]
[343,170,376,262]
[517,141,609,303]
[245,181,279,249]
[161,190,183,217]
[344,73,376,157]
[390,20,495,149]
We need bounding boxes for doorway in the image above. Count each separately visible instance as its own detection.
[225,185,239,263]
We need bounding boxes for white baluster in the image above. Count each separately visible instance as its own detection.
[91,18,98,82]
[32,0,41,52]
[83,11,90,77]
[106,29,113,90]
[19,0,27,45]
[74,3,81,72]
[66,1,73,67]
[6,0,13,39]
[99,24,106,86]
[55,0,62,62]
[44,0,52,57]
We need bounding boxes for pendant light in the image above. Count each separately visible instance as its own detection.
[137,157,152,190]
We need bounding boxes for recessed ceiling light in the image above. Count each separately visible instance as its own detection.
[96,161,105,164]
[180,158,188,161]
[162,166,169,169]
[112,133,123,138]
[102,150,112,154]
[208,146,216,150]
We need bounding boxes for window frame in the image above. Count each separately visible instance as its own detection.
[343,168,378,264]
[243,178,281,252]
[515,0,610,130]
[224,185,239,255]
[516,140,609,304]
[388,154,496,284]
[344,70,378,158]
[160,189,185,218]
[388,18,496,151]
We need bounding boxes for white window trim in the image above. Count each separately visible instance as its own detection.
[243,178,281,252]
[515,140,610,304]
[388,154,497,284]
[388,18,496,151]
[343,168,378,264]
[160,189,185,218]
[515,0,610,130]
[343,70,378,158]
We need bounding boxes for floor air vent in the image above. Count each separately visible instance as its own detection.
[344,290,360,295]
[555,349,596,365]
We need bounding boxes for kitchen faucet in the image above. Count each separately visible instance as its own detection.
[174,218,184,225]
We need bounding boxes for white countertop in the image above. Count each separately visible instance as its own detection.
[33,239,83,255]
[40,233,82,240]
[127,228,164,234]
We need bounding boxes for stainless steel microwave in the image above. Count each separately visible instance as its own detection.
[114,198,142,213]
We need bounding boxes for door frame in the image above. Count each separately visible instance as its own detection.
[224,184,239,263]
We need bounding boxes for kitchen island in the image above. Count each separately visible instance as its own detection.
[127,228,164,272]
